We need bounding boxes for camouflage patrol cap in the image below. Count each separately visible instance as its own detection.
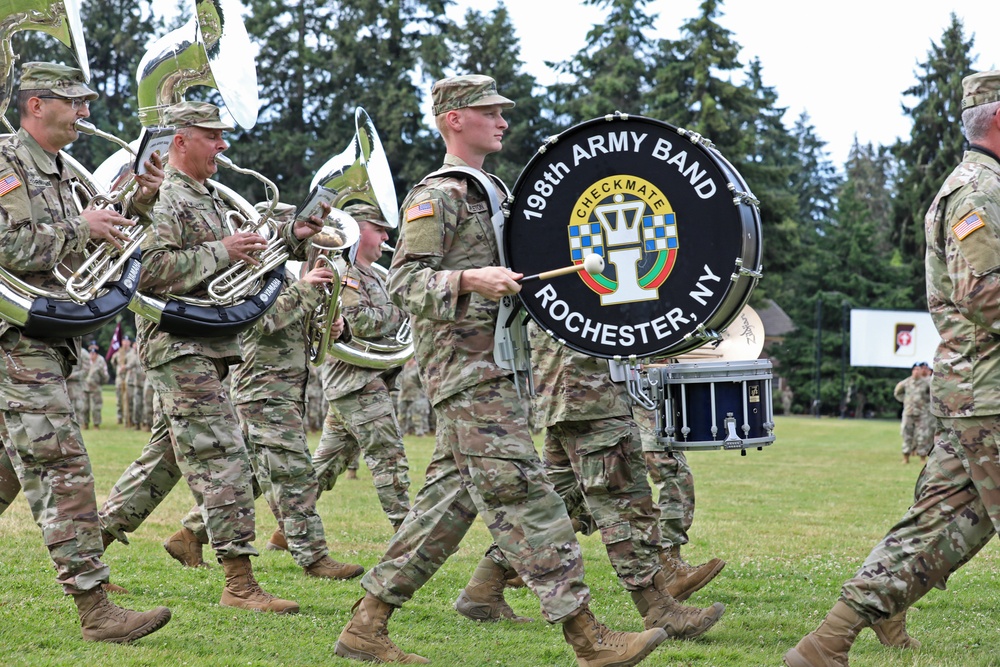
[344,202,391,229]
[962,70,1000,110]
[431,75,514,115]
[162,101,234,130]
[20,61,98,100]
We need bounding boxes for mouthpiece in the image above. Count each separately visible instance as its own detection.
[75,120,97,135]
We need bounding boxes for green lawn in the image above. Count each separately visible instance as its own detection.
[1,396,998,666]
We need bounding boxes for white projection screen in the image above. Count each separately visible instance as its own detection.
[850,309,940,369]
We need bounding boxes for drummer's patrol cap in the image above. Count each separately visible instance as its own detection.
[162,101,234,130]
[344,202,391,229]
[962,70,1000,110]
[20,61,98,100]
[431,75,515,115]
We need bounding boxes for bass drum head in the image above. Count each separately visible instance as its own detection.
[505,114,761,359]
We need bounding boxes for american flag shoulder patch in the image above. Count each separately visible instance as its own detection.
[341,276,360,290]
[405,201,435,222]
[0,171,22,197]
[953,211,986,240]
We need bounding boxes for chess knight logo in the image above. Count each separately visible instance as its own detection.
[568,174,678,305]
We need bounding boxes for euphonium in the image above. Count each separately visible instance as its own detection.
[0,0,143,337]
[304,210,359,365]
[304,107,412,369]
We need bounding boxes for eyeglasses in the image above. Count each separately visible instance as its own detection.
[36,96,90,110]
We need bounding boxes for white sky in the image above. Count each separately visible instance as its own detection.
[446,0,999,167]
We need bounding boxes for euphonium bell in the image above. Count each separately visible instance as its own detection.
[305,210,359,365]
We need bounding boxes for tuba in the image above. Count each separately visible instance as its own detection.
[305,107,412,369]
[0,0,144,337]
[120,0,288,337]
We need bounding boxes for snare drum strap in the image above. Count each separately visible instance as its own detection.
[425,166,531,395]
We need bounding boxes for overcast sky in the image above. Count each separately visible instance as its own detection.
[446,0,998,167]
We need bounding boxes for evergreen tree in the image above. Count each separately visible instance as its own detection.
[547,0,658,124]
[891,13,975,307]
[449,4,553,185]
[790,111,841,237]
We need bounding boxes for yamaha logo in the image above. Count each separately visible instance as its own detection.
[505,114,761,359]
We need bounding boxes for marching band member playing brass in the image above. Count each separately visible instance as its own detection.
[99,101,324,614]
[0,62,171,643]
[308,201,412,535]
[166,202,364,581]
[335,74,668,667]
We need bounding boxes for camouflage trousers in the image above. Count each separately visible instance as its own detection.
[181,398,329,567]
[313,378,411,528]
[361,377,590,623]
[83,387,103,427]
[67,381,85,426]
[535,416,662,591]
[142,379,155,428]
[901,412,934,457]
[128,383,144,430]
[636,409,695,548]
[398,397,432,436]
[115,374,126,424]
[840,416,998,624]
[99,354,257,559]
[0,329,108,594]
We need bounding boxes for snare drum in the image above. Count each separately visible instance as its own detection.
[653,359,774,451]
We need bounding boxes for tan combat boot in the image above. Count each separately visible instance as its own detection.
[659,546,725,602]
[871,610,920,649]
[630,570,725,638]
[163,527,208,568]
[74,586,171,643]
[783,600,869,667]
[454,557,532,623]
[335,594,430,663]
[346,468,358,480]
[562,605,667,667]
[219,556,299,614]
[266,529,288,551]
[304,554,364,580]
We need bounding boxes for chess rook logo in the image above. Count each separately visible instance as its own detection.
[569,175,678,305]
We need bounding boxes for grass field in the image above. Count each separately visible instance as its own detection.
[1,397,999,666]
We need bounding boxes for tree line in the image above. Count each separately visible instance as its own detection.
[12,0,978,416]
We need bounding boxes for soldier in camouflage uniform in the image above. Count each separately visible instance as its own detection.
[98,101,326,614]
[112,335,131,425]
[141,370,155,429]
[126,340,145,430]
[459,328,725,637]
[0,62,170,643]
[633,408,727,595]
[305,362,325,432]
[311,202,412,530]
[335,75,668,667]
[165,203,362,581]
[397,357,431,436]
[894,362,934,463]
[784,70,1000,666]
[66,347,88,425]
[83,343,109,429]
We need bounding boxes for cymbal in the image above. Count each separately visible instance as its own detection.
[675,305,765,362]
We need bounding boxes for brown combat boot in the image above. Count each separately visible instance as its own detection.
[783,600,869,667]
[102,582,130,594]
[346,468,358,480]
[871,610,920,649]
[335,594,430,663]
[562,604,667,667]
[163,527,208,568]
[630,570,725,638]
[454,557,532,623]
[659,546,725,602]
[74,586,171,643]
[219,556,299,614]
[304,555,364,580]
[266,529,288,551]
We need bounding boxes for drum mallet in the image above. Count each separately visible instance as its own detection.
[518,253,605,283]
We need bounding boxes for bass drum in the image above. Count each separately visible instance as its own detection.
[505,113,762,359]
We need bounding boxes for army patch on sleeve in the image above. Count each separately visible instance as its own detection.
[405,201,435,222]
[953,211,986,240]
[341,276,360,290]
[0,171,22,197]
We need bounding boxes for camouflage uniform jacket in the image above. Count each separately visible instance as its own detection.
[125,346,143,388]
[925,150,1000,417]
[387,154,510,405]
[530,327,631,428]
[137,164,307,369]
[893,374,931,419]
[84,354,109,390]
[0,128,153,355]
[397,358,422,402]
[230,269,325,405]
[322,259,407,401]
[67,353,88,385]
